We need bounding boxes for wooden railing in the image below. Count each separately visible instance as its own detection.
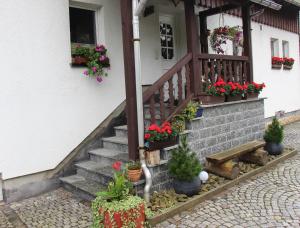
[198,54,249,93]
[143,53,193,125]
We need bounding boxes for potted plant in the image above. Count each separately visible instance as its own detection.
[264,117,284,155]
[200,78,226,104]
[181,101,201,120]
[245,82,266,99]
[224,81,244,102]
[127,161,142,182]
[283,57,295,70]
[272,57,283,69]
[71,45,90,66]
[92,161,145,228]
[171,115,186,133]
[168,136,202,197]
[144,122,178,151]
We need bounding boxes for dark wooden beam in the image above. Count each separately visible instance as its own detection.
[199,15,208,53]
[242,3,254,83]
[184,0,201,95]
[199,4,241,17]
[120,0,139,161]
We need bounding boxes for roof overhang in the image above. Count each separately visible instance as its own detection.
[250,0,282,10]
[282,0,300,7]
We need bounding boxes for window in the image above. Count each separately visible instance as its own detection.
[282,41,289,58]
[160,22,175,60]
[69,7,96,45]
[271,38,279,57]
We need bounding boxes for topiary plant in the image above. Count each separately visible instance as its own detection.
[168,136,202,181]
[264,117,284,144]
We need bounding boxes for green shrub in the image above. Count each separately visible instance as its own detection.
[181,101,200,121]
[264,117,284,144]
[168,136,202,181]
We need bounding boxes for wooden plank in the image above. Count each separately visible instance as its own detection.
[168,78,175,113]
[159,87,165,122]
[223,60,227,82]
[199,3,241,17]
[150,95,156,124]
[185,63,191,96]
[206,141,265,164]
[177,70,183,103]
[198,54,249,61]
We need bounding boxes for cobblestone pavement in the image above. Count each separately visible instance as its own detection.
[0,122,299,228]
[157,121,300,228]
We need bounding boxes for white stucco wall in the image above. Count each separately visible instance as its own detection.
[0,0,126,179]
[207,14,300,117]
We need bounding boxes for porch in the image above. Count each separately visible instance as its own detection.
[121,0,256,160]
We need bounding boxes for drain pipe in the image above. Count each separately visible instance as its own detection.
[132,0,152,203]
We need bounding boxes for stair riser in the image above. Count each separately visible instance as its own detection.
[62,182,95,201]
[103,141,128,153]
[115,129,128,138]
[77,168,112,185]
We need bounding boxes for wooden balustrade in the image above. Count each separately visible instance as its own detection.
[198,54,249,93]
[143,53,193,125]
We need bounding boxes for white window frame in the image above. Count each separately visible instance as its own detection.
[271,38,279,57]
[69,1,105,46]
[282,40,289,58]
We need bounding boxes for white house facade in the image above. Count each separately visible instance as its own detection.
[0,0,299,202]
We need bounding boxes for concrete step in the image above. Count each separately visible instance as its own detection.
[75,161,113,185]
[60,175,105,201]
[89,148,129,166]
[102,136,128,153]
[114,125,128,137]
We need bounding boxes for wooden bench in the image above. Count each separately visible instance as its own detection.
[206,141,266,179]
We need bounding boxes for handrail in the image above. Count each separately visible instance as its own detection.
[198,53,249,61]
[143,53,192,102]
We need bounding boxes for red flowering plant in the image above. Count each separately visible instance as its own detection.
[246,82,266,94]
[224,81,245,96]
[207,77,227,96]
[272,57,283,65]
[144,122,178,144]
[283,57,295,66]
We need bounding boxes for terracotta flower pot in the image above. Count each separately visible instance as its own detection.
[199,95,225,105]
[226,94,242,102]
[127,169,142,182]
[100,203,145,228]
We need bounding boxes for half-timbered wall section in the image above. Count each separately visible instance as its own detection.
[197,0,300,34]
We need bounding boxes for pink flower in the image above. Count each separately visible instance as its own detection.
[92,67,97,73]
[99,56,106,62]
[83,70,89,76]
[96,76,103,83]
[95,45,105,52]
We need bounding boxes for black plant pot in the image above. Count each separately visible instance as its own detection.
[196,108,204,118]
[264,142,284,156]
[173,177,201,197]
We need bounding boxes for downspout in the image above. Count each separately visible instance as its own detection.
[132,0,152,203]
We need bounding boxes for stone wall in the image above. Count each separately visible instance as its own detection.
[187,99,265,163]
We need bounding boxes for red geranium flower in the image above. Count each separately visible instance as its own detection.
[112,161,122,171]
[144,133,151,140]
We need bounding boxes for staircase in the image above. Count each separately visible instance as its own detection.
[60,125,145,201]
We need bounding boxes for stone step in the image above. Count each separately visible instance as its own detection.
[60,175,105,201]
[89,148,129,166]
[102,136,128,153]
[75,161,113,185]
[114,125,128,137]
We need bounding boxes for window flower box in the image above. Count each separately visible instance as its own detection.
[146,137,178,151]
[71,55,88,66]
[199,95,225,105]
[272,57,283,69]
[283,58,294,70]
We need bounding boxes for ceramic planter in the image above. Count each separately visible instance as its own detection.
[226,94,242,102]
[100,203,145,228]
[272,64,282,69]
[264,142,284,156]
[283,65,293,70]
[196,107,204,117]
[147,137,177,151]
[199,95,225,105]
[173,177,201,197]
[127,169,142,182]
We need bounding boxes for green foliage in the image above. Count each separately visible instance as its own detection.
[264,117,284,144]
[181,101,200,121]
[127,161,141,170]
[71,45,91,57]
[168,136,202,181]
[171,115,186,133]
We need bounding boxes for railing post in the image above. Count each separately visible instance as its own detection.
[120,0,139,160]
[184,0,201,95]
[242,3,254,83]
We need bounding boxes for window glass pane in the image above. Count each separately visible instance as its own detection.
[282,41,289,58]
[271,38,279,57]
[70,7,96,45]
